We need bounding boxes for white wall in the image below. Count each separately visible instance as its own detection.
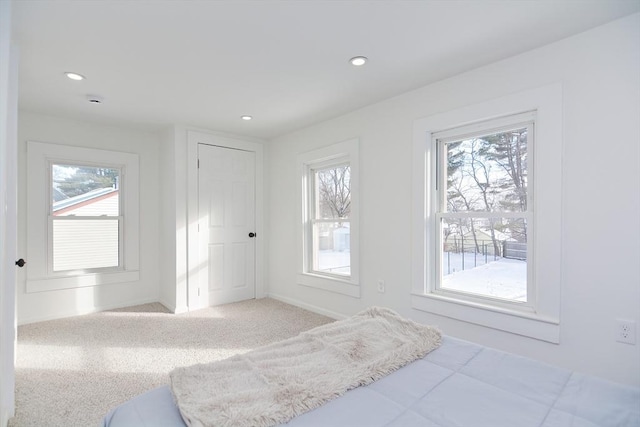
[16,112,162,324]
[159,127,177,311]
[158,126,189,313]
[267,14,640,385]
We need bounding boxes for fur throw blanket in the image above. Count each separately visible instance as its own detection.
[170,307,441,427]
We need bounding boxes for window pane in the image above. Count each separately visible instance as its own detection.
[312,221,350,276]
[441,217,527,302]
[52,219,119,271]
[445,128,527,213]
[314,165,351,219]
[52,164,120,216]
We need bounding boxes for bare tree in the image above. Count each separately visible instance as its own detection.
[447,166,482,253]
[317,165,351,219]
[467,138,502,254]
[446,130,528,253]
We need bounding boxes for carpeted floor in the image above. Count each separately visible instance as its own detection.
[8,298,333,427]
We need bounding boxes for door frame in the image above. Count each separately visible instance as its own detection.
[187,130,265,310]
[1,0,18,422]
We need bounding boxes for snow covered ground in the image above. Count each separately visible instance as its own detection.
[441,251,500,274]
[315,249,526,302]
[443,254,526,301]
[317,250,350,275]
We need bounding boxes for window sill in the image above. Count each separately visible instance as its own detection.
[411,292,560,343]
[26,270,140,293]
[297,273,360,298]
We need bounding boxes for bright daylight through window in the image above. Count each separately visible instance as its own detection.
[27,141,139,293]
[309,161,352,277]
[51,163,122,272]
[297,138,359,297]
[434,112,534,306]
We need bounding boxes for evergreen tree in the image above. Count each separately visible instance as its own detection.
[477,129,528,242]
[53,165,119,199]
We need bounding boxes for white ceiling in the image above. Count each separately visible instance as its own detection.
[12,1,640,140]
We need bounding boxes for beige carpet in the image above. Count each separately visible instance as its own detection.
[9,298,333,427]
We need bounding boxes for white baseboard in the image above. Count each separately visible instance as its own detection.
[17,297,161,325]
[157,296,188,314]
[173,305,189,314]
[268,293,347,320]
[2,406,14,427]
[157,299,174,313]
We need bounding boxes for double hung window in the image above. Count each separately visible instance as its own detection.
[307,160,352,277]
[297,139,359,297]
[50,163,122,273]
[27,142,139,292]
[411,84,562,342]
[433,112,534,307]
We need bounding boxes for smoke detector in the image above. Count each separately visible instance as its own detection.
[86,94,104,104]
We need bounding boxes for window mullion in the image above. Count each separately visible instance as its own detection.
[439,212,529,219]
[50,215,124,220]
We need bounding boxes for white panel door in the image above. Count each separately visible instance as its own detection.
[198,144,256,305]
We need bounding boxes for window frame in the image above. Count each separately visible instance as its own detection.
[432,113,535,310]
[26,142,139,293]
[411,84,562,343]
[297,139,360,297]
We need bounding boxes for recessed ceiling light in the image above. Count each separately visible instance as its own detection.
[349,56,368,67]
[241,115,252,121]
[65,72,85,81]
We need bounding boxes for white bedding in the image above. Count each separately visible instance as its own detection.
[103,336,640,427]
[170,307,441,427]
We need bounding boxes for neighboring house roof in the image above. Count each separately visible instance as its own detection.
[53,188,118,215]
[52,187,69,203]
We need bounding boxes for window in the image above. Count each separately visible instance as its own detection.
[27,142,139,292]
[412,84,562,343]
[297,139,359,297]
[308,160,352,277]
[50,163,122,273]
[433,113,534,308]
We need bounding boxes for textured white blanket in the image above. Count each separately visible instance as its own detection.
[170,307,441,427]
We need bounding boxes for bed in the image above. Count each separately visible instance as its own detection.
[102,309,640,427]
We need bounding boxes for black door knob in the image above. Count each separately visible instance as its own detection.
[248,232,256,238]
[15,259,26,267]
